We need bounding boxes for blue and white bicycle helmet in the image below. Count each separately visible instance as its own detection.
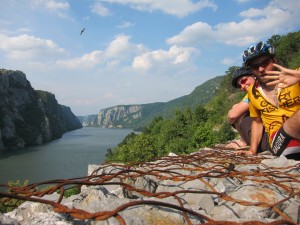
[243,41,275,66]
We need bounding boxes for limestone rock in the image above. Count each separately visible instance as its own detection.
[2,148,299,224]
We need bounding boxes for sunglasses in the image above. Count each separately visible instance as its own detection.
[251,58,272,70]
[238,77,249,88]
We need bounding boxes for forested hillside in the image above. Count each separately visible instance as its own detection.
[78,75,224,129]
[106,30,300,163]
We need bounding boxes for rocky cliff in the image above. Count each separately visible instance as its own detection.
[77,105,144,128]
[96,105,144,128]
[0,69,82,151]
[77,114,97,127]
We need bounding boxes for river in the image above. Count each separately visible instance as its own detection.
[0,127,133,185]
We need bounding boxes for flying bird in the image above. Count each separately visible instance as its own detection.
[80,28,85,35]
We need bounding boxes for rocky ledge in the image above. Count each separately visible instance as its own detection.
[1,148,299,225]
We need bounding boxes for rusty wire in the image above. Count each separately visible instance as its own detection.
[0,148,299,225]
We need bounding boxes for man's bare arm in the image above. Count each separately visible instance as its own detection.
[227,101,249,124]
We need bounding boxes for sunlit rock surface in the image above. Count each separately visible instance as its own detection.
[2,148,299,224]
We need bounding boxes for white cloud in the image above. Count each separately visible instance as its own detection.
[56,35,147,69]
[132,54,152,70]
[166,22,214,46]
[105,35,146,58]
[166,0,300,47]
[91,2,110,16]
[53,35,199,80]
[239,8,263,18]
[105,35,131,58]
[99,0,217,18]
[271,0,300,12]
[0,34,66,60]
[132,45,198,71]
[44,0,69,10]
[30,0,70,17]
[29,0,70,12]
[30,0,69,9]
[56,50,104,69]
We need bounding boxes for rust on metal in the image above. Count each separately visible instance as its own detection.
[0,148,299,224]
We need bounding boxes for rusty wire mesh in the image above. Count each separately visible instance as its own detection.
[0,148,299,225]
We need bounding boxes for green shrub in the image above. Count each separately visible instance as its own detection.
[0,180,29,213]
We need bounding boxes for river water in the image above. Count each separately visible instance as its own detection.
[0,127,133,184]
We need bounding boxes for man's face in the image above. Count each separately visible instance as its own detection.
[249,56,274,83]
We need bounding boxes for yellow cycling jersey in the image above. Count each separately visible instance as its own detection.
[248,82,300,141]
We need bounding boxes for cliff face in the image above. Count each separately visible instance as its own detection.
[96,105,143,128]
[78,105,143,128]
[77,115,97,127]
[0,69,82,151]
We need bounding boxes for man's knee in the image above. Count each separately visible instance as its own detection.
[283,110,300,140]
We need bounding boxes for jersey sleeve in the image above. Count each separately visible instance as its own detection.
[249,102,260,118]
[247,87,260,118]
[242,94,249,104]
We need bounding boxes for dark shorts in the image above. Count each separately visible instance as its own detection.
[239,115,270,152]
[271,126,300,160]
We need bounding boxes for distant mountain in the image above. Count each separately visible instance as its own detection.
[78,75,224,129]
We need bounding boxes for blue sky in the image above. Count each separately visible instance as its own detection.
[1,0,299,116]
